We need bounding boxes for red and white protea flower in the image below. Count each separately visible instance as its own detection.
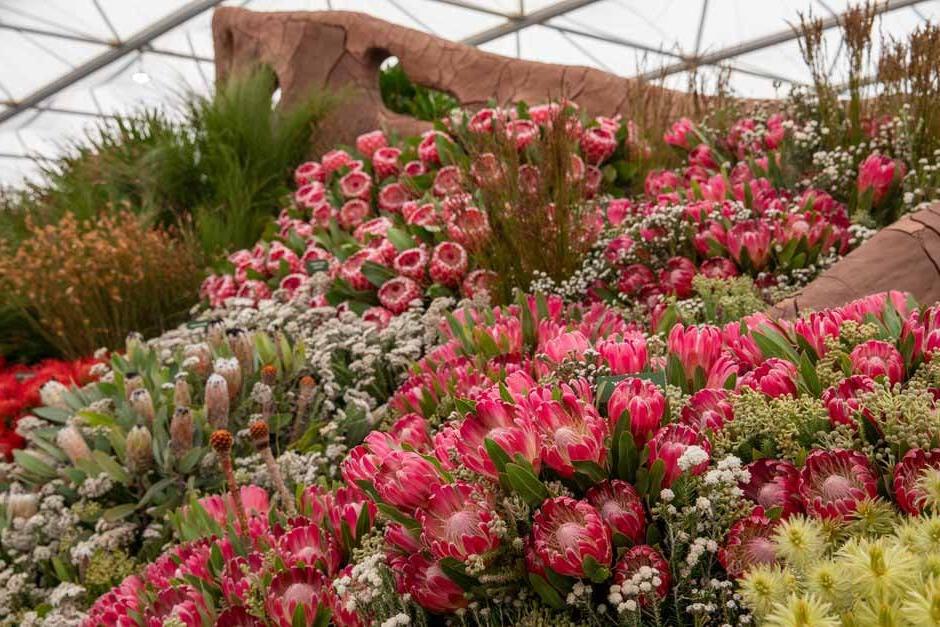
[647,424,711,488]
[385,522,422,570]
[680,388,734,432]
[264,567,331,627]
[362,306,393,328]
[429,241,468,287]
[433,166,463,197]
[741,458,803,517]
[392,247,429,282]
[468,107,497,133]
[699,257,738,279]
[792,310,845,359]
[378,276,422,314]
[462,269,497,298]
[278,273,307,297]
[417,482,501,561]
[534,392,608,477]
[400,554,467,614]
[294,181,326,208]
[612,545,671,605]
[726,219,772,270]
[457,399,540,479]
[849,339,905,385]
[585,480,646,544]
[338,250,382,291]
[294,161,324,185]
[321,148,352,174]
[377,182,409,213]
[617,264,655,296]
[799,448,878,520]
[372,146,402,179]
[374,450,443,514]
[821,375,876,428]
[338,199,371,230]
[507,119,539,151]
[388,413,433,452]
[664,117,693,148]
[365,236,397,264]
[718,506,780,578]
[339,169,372,199]
[606,377,665,445]
[355,129,387,158]
[659,256,697,299]
[668,323,724,379]
[447,206,490,247]
[277,525,343,575]
[580,126,617,164]
[737,357,798,398]
[418,130,449,165]
[893,447,940,515]
[470,153,503,187]
[529,496,612,578]
[596,333,648,375]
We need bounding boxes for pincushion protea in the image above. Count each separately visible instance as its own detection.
[529,496,612,579]
[719,506,780,578]
[377,276,421,315]
[741,458,803,517]
[798,448,878,520]
[893,447,940,515]
[417,482,501,562]
[585,480,647,544]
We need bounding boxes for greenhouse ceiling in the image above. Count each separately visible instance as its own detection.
[0,0,938,184]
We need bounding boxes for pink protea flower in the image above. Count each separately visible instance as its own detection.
[647,424,711,488]
[470,152,503,187]
[433,166,463,197]
[372,146,402,179]
[689,143,718,169]
[664,117,693,148]
[295,181,327,208]
[198,485,270,527]
[83,574,144,627]
[644,169,682,197]
[389,413,433,451]
[362,306,393,328]
[462,269,497,299]
[365,236,397,264]
[468,107,497,133]
[339,169,372,200]
[581,126,617,164]
[719,507,780,578]
[264,566,331,627]
[541,330,591,364]
[431,423,461,470]
[596,334,648,374]
[417,482,500,561]
[336,199,369,230]
[737,358,798,398]
[507,118,539,150]
[278,273,307,297]
[792,310,844,359]
[726,219,772,270]
[857,153,905,205]
[668,323,724,378]
[530,496,612,578]
[585,480,646,544]
[392,247,429,282]
[418,130,448,165]
[849,340,905,384]
[659,256,697,299]
[322,149,352,175]
[680,388,734,432]
[401,554,467,613]
[447,206,490,247]
[518,163,541,196]
[534,393,608,478]
[378,276,422,314]
[607,378,665,445]
[374,450,443,514]
[277,524,343,575]
[699,257,738,279]
[429,242,468,287]
[294,161,325,185]
[216,606,263,627]
[402,159,427,178]
[821,375,876,428]
[145,586,205,627]
[235,280,272,303]
[356,129,387,158]
[340,444,381,486]
[327,486,377,551]
[799,448,878,520]
[893,447,940,515]
[613,545,671,604]
[457,399,540,479]
[385,522,422,570]
[617,263,655,296]
[377,182,408,213]
[742,459,803,517]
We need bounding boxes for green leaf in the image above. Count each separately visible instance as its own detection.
[92,450,130,485]
[798,352,821,397]
[484,438,512,476]
[360,260,397,288]
[31,406,72,424]
[505,462,548,507]
[582,555,611,583]
[102,503,137,522]
[14,450,58,480]
[52,557,73,582]
[386,227,415,251]
[176,447,204,473]
[572,460,607,484]
[528,573,564,609]
[376,503,421,533]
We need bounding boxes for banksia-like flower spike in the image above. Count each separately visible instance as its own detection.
[173,374,191,409]
[183,343,211,377]
[207,319,226,350]
[205,374,230,429]
[129,388,155,427]
[124,372,143,399]
[169,407,194,457]
[227,328,255,376]
[210,429,248,535]
[125,426,153,475]
[57,425,92,464]
[249,419,296,517]
[214,357,242,401]
[291,375,316,441]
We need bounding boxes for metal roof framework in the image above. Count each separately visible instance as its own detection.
[0,0,937,181]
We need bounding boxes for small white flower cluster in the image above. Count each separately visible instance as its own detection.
[677,445,710,471]
[333,552,388,612]
[566,580,592,606]
[379,613,411,627]
[607,564,664,614]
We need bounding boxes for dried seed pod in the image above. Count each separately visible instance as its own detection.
[205,374,230,429]
[260,364,278,387]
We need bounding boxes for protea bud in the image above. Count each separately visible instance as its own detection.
[276,525,343,575]
[607,377,666,445]
[124,372,143,399]
[169,407,194,457]
[214,357,242,401]
[227,328,255,376]
[249,419,296,516]
[129,388,155,427]
[251,382,274,421]
[647,424,711,488]
[183,343,211,377]
[849,340,905,385]
[125,426,153,475]
[530,496,612,579]
[375,450,444,514]
[2,493,38,519]
[173,374,191,409]
[57,425,91,464]
[737,358,798,398]
[401,554,468,614]
[207,319,226,350]
[210,429,248,535]
[125,331,144,355]
[205,374,230,429]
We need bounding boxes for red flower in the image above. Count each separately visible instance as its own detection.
[401,554,467,614]
[264,567,331,627]
[585,480,646,544]
[741,459,803,517]
[530,496,612,578]
[647,424,710,488]
[799,448,878,520]
[612,545,671,605]
[417,482,500,561]
[821,375,876,429]
[680,388,734,432]
[719,507,780,578]
[893,447,940,515]
[737,358,798,398]
[606,377,665,445]
[849,340,905,385]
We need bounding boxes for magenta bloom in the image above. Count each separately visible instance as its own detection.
[699,257,738,279]
[456,399,540,479]
[719,507,780,578]
[417,482,500,561]
[356,129,387,157]
[893,447,940,515]
[596,334,648,374]
[849,340,905,384]
[737,358,798,398]
[374,450,443,514]
[664,117,694,148]
[581,126,618,164]
[541,330,591,364]
[264,567,331,627]
[378,182,409,213]
[377,276,422,315]
[535,393,609,478]
[821,375,876,428]
[799,448,878,520]
[659,256,697,299]
[401,554,467,613]
[680,388,734,432]
[792,310,844,359]
[585,480,646,544]
[857,153,905,205]
[530,496,612,578]
[277,525,343,575]
[617,263,656,296]
[726,219,772,270]
[647,424,711,488]
[667,323,724,378]
[389,413,433,452]
[606,377,666,445]
[373,146,402,179]
[429,241,468,287]
[613,545,671,604]
[339,169,372,200]
[741,459,803,517]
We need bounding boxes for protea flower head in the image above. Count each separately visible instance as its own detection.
[417,482,501,562]
[719,507,780,578]
[799,448,878,520]
[401,553,468,613]
[680,388,734,432]
[392,247,429,282]
[429,242,468,288]
[659,256,697,299]
[277,524,343,575]
[617,264,655,296]
[377,276,422,315]
[355,129,387,157]
[125,426,153,475]
[792,310,844,359]
[596,334,648,375]
[585,480,647,544]
[580,126,617,164]
[737,357,798,398]
[144,586,205,627]
[821,375,876,429]
[264,566,332,627]
[612,545,671,605]
[857,153,904,205]
[647,424,711,488]
[741,459,803,517]
[893,447,940,515]
[373,146,402,179]
[534,392,608,478]
[726,219,772,270]
[606,377,666,445]
[849,340,905,385]
[374,450,443,514]
[456,398,540,479]
[384,521,422,570]
[57,425,92,465]
[699,257,738,279]
[389,413,433,452]
[529,496,612,578]
[668,323,724,379]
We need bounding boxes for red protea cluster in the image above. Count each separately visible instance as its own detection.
[798,449,878,520]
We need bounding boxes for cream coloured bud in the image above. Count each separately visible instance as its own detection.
[213,357,242,401]
[56,425,92,464]
[129,388,155,427]
[170,407,194,456]
[2,493,39,520]
[205,374,230,429]
[173,374,191,409]
[125,331,144,355]
[207,319,226,350]
[227,328,255,376]
[39,380,70,409]
[124,372,144,399]
[182,343,211,377]
[125,426,153,475]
